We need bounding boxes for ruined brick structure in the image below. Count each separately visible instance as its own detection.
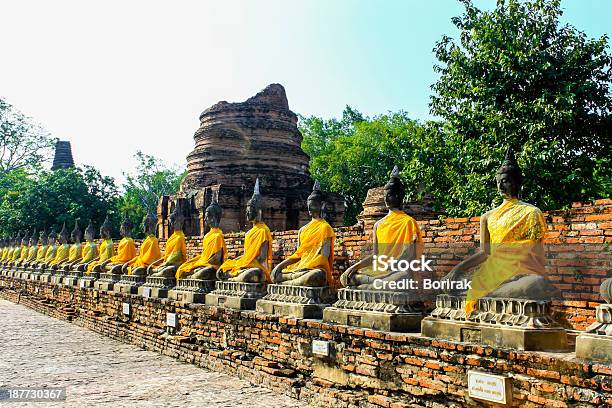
[51,140,75,170]
[158,84,345,238]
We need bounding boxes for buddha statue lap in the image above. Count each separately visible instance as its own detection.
[123,212,161,276]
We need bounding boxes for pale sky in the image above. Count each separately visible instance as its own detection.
[1,0,610,185]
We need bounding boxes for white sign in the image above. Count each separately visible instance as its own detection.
[80,280,86,288]
[312,340,330,356]
[468,370,511,405]
[166,313,177,327]
[142,287,151,298]
[122,303,130,315]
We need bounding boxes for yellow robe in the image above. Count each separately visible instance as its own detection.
[176,228,226,280]
[161,231,186,266]
[67,243,82,262]
[86,239,113,274]
[35,245,48,262]
[465,199,547,314]
[80,242,98,263]
[26,246,38,262]
[44,245,57,263]
[50,244,70,265]
[107,237,137,266]
[19,245,30,262]
[127,235,161,274]
[284,218,335,285]
[13,246,25,261]
[219,222,273,283]
[1,247,8,260]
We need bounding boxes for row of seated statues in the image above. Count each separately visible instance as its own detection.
[2,147,604,355]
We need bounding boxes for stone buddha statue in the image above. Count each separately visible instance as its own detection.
[73,220,99,271]
[217,179,273,284]
[28,230,49,269]
[49,224,71,270]
[339,166,424,290]
[38,230,58,270]
[14,230,34,267]
[442,147,561,314]
[103,216,137,274]
[176,194,226,281]
[147,207,186,278]
[122,212,161,275]
[9,231,28,267]
[86,216,114,274]
[61,221,83,271]
[20,230,39,268]
[271,181,335,287]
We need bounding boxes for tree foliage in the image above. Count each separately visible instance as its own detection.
[0,97,55,175]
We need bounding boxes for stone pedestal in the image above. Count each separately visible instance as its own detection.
[168,279,216,303]
[420,294,568,351]
[94,272,122,291]
[256,285,333,319]
[39,269,53,283]
[576,304,612,362]
[77,272,99,288]
[115,274,147,294]
[28,268,42,281]
[205,281,267,310]
[63,271,84,286]
[323,289,424,332]
[138,277,176,298]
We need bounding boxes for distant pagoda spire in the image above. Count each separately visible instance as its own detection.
[51,140,75,170]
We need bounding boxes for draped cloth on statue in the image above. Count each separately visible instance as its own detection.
[13,246,25,261]
[359,210,423,277]
[50,244,70,265]
[67,243,82,262]
[108,238,137,265]
[162,231,187,266]
[1,247,8,260]
[86,239,113,274]
[127,235,161,274]
[465,199,547,314]
[35,245,47,261]
[284,218,335,285]
[219,222,273,283]
[81,242,98,263]
[44,245,57,263]
[19,246,29,261]
[26,246,38,262]
[176,228,226,280]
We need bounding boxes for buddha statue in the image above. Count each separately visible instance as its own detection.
[339,166,424,290]
[147,206,186,278]
[49,224,70,270]
[271,181,335,287]
[38,230,58,270]
[72,220,99,271]
[217,179,272,284]
[123,212,161,275]
[28,230,48,269]
[86,216,114,274]
[103,216,137,274]
[61,221,83,271]
[442,147,561,314]
[2,235,15,265]
[20,230,39,268]
[14,230,33,267]
[9,231,28,267]
[176,194,226,281]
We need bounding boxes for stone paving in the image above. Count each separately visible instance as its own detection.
[0,299,307,407]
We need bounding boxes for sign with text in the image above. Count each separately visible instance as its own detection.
[166,313,177,328]
[468,370,512,405]
[122,303,130,315]
[312,340,330,356]
[142,287,151,298]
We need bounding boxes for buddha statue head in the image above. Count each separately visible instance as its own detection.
[384,166,405,211]
[29,229,38,246]
[307,181,324,219]
[143,212,157,236]
[58,223,69,244]
[120,215,133,238]
[47,229,57,245]
[39,230,48,246]
[71,220,82,243]
[84,220,95,242]
[100,216,112,240]
[496,146,522,200]
[205,191,222,229]
[21,231,29,246]
[169,205,185,232]
[246,178,263,223]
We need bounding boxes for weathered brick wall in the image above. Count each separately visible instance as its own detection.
[0,281,610,408]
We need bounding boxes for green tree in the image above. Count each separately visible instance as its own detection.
[117,151,186,237]
[0,97,55,175]
[430,0,612,214]
[0,167,118,236]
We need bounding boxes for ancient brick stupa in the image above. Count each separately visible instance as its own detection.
[158,84,345,237]
[51,140,75,170]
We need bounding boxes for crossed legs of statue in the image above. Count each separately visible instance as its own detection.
[273,268,327,286]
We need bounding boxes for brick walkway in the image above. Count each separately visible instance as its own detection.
[0,299,307,407]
